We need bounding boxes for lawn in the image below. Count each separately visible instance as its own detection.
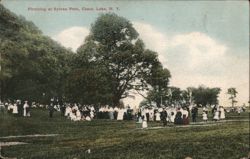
[0,109,249,159]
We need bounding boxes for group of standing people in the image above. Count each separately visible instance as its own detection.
[138,104,228,128]
[138,106,191,128]
[212,105,226,121]
[1,100,32,117]
[0,99,228,126]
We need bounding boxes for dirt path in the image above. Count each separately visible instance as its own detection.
[137,119,249,130]
[0,134,59,139]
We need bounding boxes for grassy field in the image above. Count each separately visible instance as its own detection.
[0,109,249,159]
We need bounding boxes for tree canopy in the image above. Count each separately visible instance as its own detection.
[0,4,73,103]
[73,13,169,106]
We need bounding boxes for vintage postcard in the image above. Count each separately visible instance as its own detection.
[0,0,249,158]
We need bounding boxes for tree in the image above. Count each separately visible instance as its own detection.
[77,13,163,106]
[0,4,72,102]
[189,85,221,107]
[227,87,238,107]
[142,63,171,107]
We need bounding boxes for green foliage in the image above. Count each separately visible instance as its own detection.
[75,13,168,106]
[142,63,171,107]
[1,6,170,106]
[190,85,221,106]
[0,4,72,102]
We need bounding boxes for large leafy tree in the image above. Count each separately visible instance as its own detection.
[65,38,113,105]
[77,13,163,106]
[0,4,72,103]
[144,63,171,107]
[189,85,221,106]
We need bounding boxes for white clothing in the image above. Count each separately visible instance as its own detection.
[142,120,148,128]
[65,107,71,116]
[158,108,163,112]
[202,113,208,121]
[220,108,225,119]
[117,109,124,120]
[114,107,119,112]
[182,110,189,118]
[90,106,95,112]
[76,110,81,121]
[70,112,76,121]
[170,109,176,123]
[155,112,161,121]
[86,116,91,121]
[13,104,18,114]
[8,104,13,111]
[90,111,94,118]
[213,111,219,120]
[23,103,28,116]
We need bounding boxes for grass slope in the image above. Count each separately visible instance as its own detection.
[0,109,249,159]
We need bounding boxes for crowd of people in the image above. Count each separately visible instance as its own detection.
[0,99,247,128]
[0,100,32,117]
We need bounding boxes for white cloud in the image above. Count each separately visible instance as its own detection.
[170,32,227,69]
[123,22,249,107]
[52,23,248,108]
[53,26,89,52]
[133,22,168,65]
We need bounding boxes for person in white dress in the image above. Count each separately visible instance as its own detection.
[117,108,124,120]
[182,108,189,125]
[155,111,161,122]
[23,101,29,117]
[65,105,71,117]
[13,103,18,115]
[219,106,225,119]
[90,111,94,119]
[170,108,176,123]
[213,110,219,121]
[7,103,14,113]
[142,119,148,128]
[202,112,208,122]
[166,108,171,122]
[69,111,76,121]
[76,110,82,121]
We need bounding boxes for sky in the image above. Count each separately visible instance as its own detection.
[2,0,249,107]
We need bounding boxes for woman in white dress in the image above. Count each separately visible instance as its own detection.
[155,111,161,122]
[70,111,76,121]
[7,104,14,113]
[117,108,124,120]
[170,108,176,123]
[65,106,71,117]
[76,110,81,121]
[23,101,29,117]
[213,110,219,121]
[219,106,225,119]
[13,103,18,115]
[202,112,208,122]
[142,119,148,128]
